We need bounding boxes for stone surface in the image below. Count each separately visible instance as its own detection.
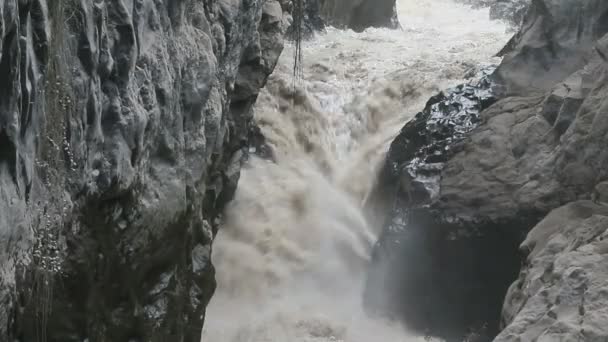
[495,201,608,342]
[458,0,530,26]
[367,1,608,341]
[495,0,608,93]
[365,68,525,342]
[0,0,286,340]
[318,0,399,32]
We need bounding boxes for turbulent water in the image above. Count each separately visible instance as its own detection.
[203,1,509,341]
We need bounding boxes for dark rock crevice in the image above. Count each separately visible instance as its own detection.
[368,213,530,341]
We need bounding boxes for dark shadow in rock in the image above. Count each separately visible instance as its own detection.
[365,205,534,342]
[364,68,532,342]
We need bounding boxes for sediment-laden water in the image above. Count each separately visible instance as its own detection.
[203,1,509,341]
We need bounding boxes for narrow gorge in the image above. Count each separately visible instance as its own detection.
[1,1,608,342]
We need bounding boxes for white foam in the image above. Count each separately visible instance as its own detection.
[203,1,509,341]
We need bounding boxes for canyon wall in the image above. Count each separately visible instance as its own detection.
[368,0,608,341]
[317,0,399,32]
[0,0,287,340]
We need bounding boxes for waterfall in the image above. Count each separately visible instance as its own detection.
[203,0,509,340]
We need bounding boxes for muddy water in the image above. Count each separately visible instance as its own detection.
[203,1,509,341]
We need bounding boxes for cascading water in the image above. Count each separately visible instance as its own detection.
[203,0,510,341]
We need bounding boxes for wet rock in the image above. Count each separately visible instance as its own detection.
[318,0,399,32]
[285,0,399,38]
[496,201,608,342]
[285,0,326,40]
[248,123,276,161]
[0,0,287,340]
[366,67,498,227]
[365,68,526,342]
[368,1,608,341]
[495,0,608,93]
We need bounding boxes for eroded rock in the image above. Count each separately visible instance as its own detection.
[367,1,608,341]
[0,0,287,340]
[318,0,399,32]
[365,68,525,342]
[496,201,608,342]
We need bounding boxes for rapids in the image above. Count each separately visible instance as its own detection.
[203,0,510,341]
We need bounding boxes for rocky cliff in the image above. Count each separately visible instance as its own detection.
[367,0,608,341]
[0,0,287,341]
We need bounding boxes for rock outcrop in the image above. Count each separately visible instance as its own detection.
[495,198,608,342]
[0,0,286,341]
[367,0,608,341]
[317,0,399,32]
[365,68,524,342]
[285,0,325,39]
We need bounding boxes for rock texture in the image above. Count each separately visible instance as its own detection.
[365,68,524,342]
[285,0,325,39]
[489,0,529,25]
[317,0,399,32]
[367,0,608,341]
[495,0,608,93]
[495,199,608,342]
[0,0,286,341]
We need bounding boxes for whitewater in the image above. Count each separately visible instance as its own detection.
[203,0,510,341]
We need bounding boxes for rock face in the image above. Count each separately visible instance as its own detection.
[0,0,286,341]
[365,68,525,342]
[367,0,608,341]
[495,0,608,93]
[285,0,325,39]
[317,0,399,32]
[495,199,608,342]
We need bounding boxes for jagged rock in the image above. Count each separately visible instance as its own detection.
[489,0,529,25]
[594,182,608,204]
[285,0,325,40]
[367,1,608,341]
[248,123,276,161]
[495,0,608,93]
[0,0,286,341]
[365,69,525,342]
[284,0,399,38]
[495,201,608,342]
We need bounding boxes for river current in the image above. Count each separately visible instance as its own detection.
[203,1,509,341]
